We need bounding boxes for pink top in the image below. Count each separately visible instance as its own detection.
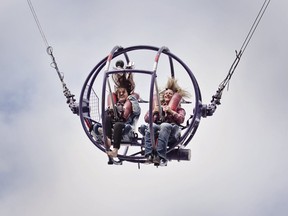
[144,105,186,125]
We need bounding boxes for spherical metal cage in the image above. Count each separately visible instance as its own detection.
[78,45,203,164]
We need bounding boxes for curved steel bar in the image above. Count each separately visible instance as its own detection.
[149,46,171,151]
[102,46,125,148]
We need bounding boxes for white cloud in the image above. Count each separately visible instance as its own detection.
[1,0,288,216]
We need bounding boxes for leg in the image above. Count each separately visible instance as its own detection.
[144,123,159,156]
[107,122,125,157]
[113,122,126,149]
[104,115,113,148]
[156,123,172,160]
[168,125,181,147]
[104,115,113,139]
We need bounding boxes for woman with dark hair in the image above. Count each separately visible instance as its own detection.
[104,62,140,157]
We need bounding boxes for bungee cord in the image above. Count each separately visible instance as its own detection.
[27,0,271,117]
[240,0,271,55]
[27,0,49,48]
[27,0,78,114]
[206,0,271,116]
[26,0,272,166]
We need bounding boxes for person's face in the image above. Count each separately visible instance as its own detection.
[117,88,128,102]
[164,89,174,103]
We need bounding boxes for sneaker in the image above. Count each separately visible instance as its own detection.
[97,127,103,135]
[160,158,168,166]
[153,155,160,166]
[107,148,118,158]
[93,123,103,135]
[145,154,153,164]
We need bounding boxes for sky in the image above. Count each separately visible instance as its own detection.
[1,0,288,215]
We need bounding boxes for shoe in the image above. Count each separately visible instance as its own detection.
[107,148,118,158]
[145,154,153,164]
[93,123,103,135]
[153,155,160,166]
[97,127,103,135]
[160,158,168,166]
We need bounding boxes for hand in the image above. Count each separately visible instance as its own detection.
[163,105,172,113]
[153,105,160,113]
[106,108,115,117]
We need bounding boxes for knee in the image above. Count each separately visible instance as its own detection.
[139,124,147,136]
[114,122,125,132]
[160,123,172,131]
[105,115,112,123]
[114,122,122,128]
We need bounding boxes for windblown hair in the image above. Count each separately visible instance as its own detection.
[162,77,190,98]
[112,72,135,95]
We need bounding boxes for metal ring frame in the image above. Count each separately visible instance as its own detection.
[79,45,203,163]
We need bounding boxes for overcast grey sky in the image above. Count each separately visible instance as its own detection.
[1,0,288,215]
